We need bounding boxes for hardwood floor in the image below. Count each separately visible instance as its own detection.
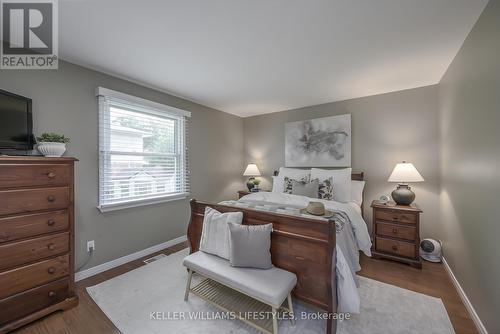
[12,242,477,334]
[358,254,477,334]
[12,241,189,334]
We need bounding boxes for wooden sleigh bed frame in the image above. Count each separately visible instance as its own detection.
[187,172,364,334]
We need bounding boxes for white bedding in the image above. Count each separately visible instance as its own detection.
[348,201,362,215]
[237,192,372,256]
[227,192,372,314]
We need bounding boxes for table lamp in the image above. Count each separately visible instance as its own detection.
[243,163,261,191]
[388,161,424,205]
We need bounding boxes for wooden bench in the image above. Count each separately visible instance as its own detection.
[183,251,297,334]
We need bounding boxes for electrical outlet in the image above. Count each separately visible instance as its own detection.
[87,240,95,253]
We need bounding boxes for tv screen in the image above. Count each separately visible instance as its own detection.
[0,89,33,151]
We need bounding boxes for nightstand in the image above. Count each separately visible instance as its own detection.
[237,190,267,198]
[371,200,422,268]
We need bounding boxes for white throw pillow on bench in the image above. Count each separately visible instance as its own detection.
[200,207,243,260]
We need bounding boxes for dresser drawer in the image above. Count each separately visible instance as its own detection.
[0,187,70,216]
[0,254,69,299]
[0,232,69,270]
[375,237,417,259]
[376,221,417,241]
[374,209,417,224]
[0,277,69,325]
[0,210,69,243]
[0,164,70,189]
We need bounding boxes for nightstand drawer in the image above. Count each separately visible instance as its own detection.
[376,221,416,241]
[375,209,417,224]
[375,237,416,259]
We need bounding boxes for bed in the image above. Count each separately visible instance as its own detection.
[186,171,371,334]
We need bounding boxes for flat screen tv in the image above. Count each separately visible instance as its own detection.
[0,89,33,153]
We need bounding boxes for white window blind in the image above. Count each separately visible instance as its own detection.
[97,87,190,212]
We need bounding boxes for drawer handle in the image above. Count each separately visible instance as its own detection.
[294,256,305,261]
[392,228,398,234]
[47,195,56,202]
[47,172,56,178]
[392,245,398,251]
[47,243,56,251]
[47,267,56,274]
[392,216,399,221]
[47,219,56,226]
[48,291,57,298]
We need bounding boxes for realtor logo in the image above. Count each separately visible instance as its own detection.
[1,0,58,69]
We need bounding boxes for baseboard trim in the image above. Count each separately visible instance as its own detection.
[442,257,488,334]
[75,235,187,282]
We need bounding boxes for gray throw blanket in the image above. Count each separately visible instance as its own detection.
[218,199,347,232]
[218,199,361,283]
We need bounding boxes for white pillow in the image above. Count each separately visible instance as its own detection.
[351,180,365,207]
[310,168,352,203]
[272,167,311,193]
[200,207,243,259]
[272,175,283,193]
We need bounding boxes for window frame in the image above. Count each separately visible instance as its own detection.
[96,87,191,213]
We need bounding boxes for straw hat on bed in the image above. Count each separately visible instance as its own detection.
[300,201,334,218]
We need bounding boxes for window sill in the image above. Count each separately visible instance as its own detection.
[97,193,189,213]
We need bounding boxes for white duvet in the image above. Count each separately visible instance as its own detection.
[234,192,372,314]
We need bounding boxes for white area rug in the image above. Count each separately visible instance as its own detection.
[87,249,455,334]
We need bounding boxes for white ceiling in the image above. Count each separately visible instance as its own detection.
[59,0,488,117]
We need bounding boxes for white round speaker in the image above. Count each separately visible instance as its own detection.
[419,239,442,263]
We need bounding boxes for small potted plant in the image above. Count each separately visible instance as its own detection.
[36,133,70,157]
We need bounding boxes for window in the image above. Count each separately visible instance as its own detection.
[97,87,190,212]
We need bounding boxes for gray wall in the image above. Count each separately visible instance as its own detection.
[0,61,244,269]
[243,86,440,237]
[438,0,500,332]
[1,6,497,329]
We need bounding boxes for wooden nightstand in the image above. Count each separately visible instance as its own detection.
[371,200,422,268]
[237,190,268,198]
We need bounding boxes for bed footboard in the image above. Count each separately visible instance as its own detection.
[187,199,338,334]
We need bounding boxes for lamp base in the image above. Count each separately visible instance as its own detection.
[391,184,415,206]
[246,177,255,191]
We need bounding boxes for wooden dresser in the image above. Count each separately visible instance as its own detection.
[371,200,422,268]
[0,157,78,333]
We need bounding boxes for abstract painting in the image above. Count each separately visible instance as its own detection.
[285,114,351,167]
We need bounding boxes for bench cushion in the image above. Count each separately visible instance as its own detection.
[183,251,297,307]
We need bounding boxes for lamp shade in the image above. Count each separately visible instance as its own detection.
[243,163,261,176]
[388,162,424,183]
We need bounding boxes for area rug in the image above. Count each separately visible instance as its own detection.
[86,248,455,334]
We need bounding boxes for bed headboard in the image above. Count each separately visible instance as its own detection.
[351,172,364,181]
[272,170,364,181]
[272,170,365,218]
